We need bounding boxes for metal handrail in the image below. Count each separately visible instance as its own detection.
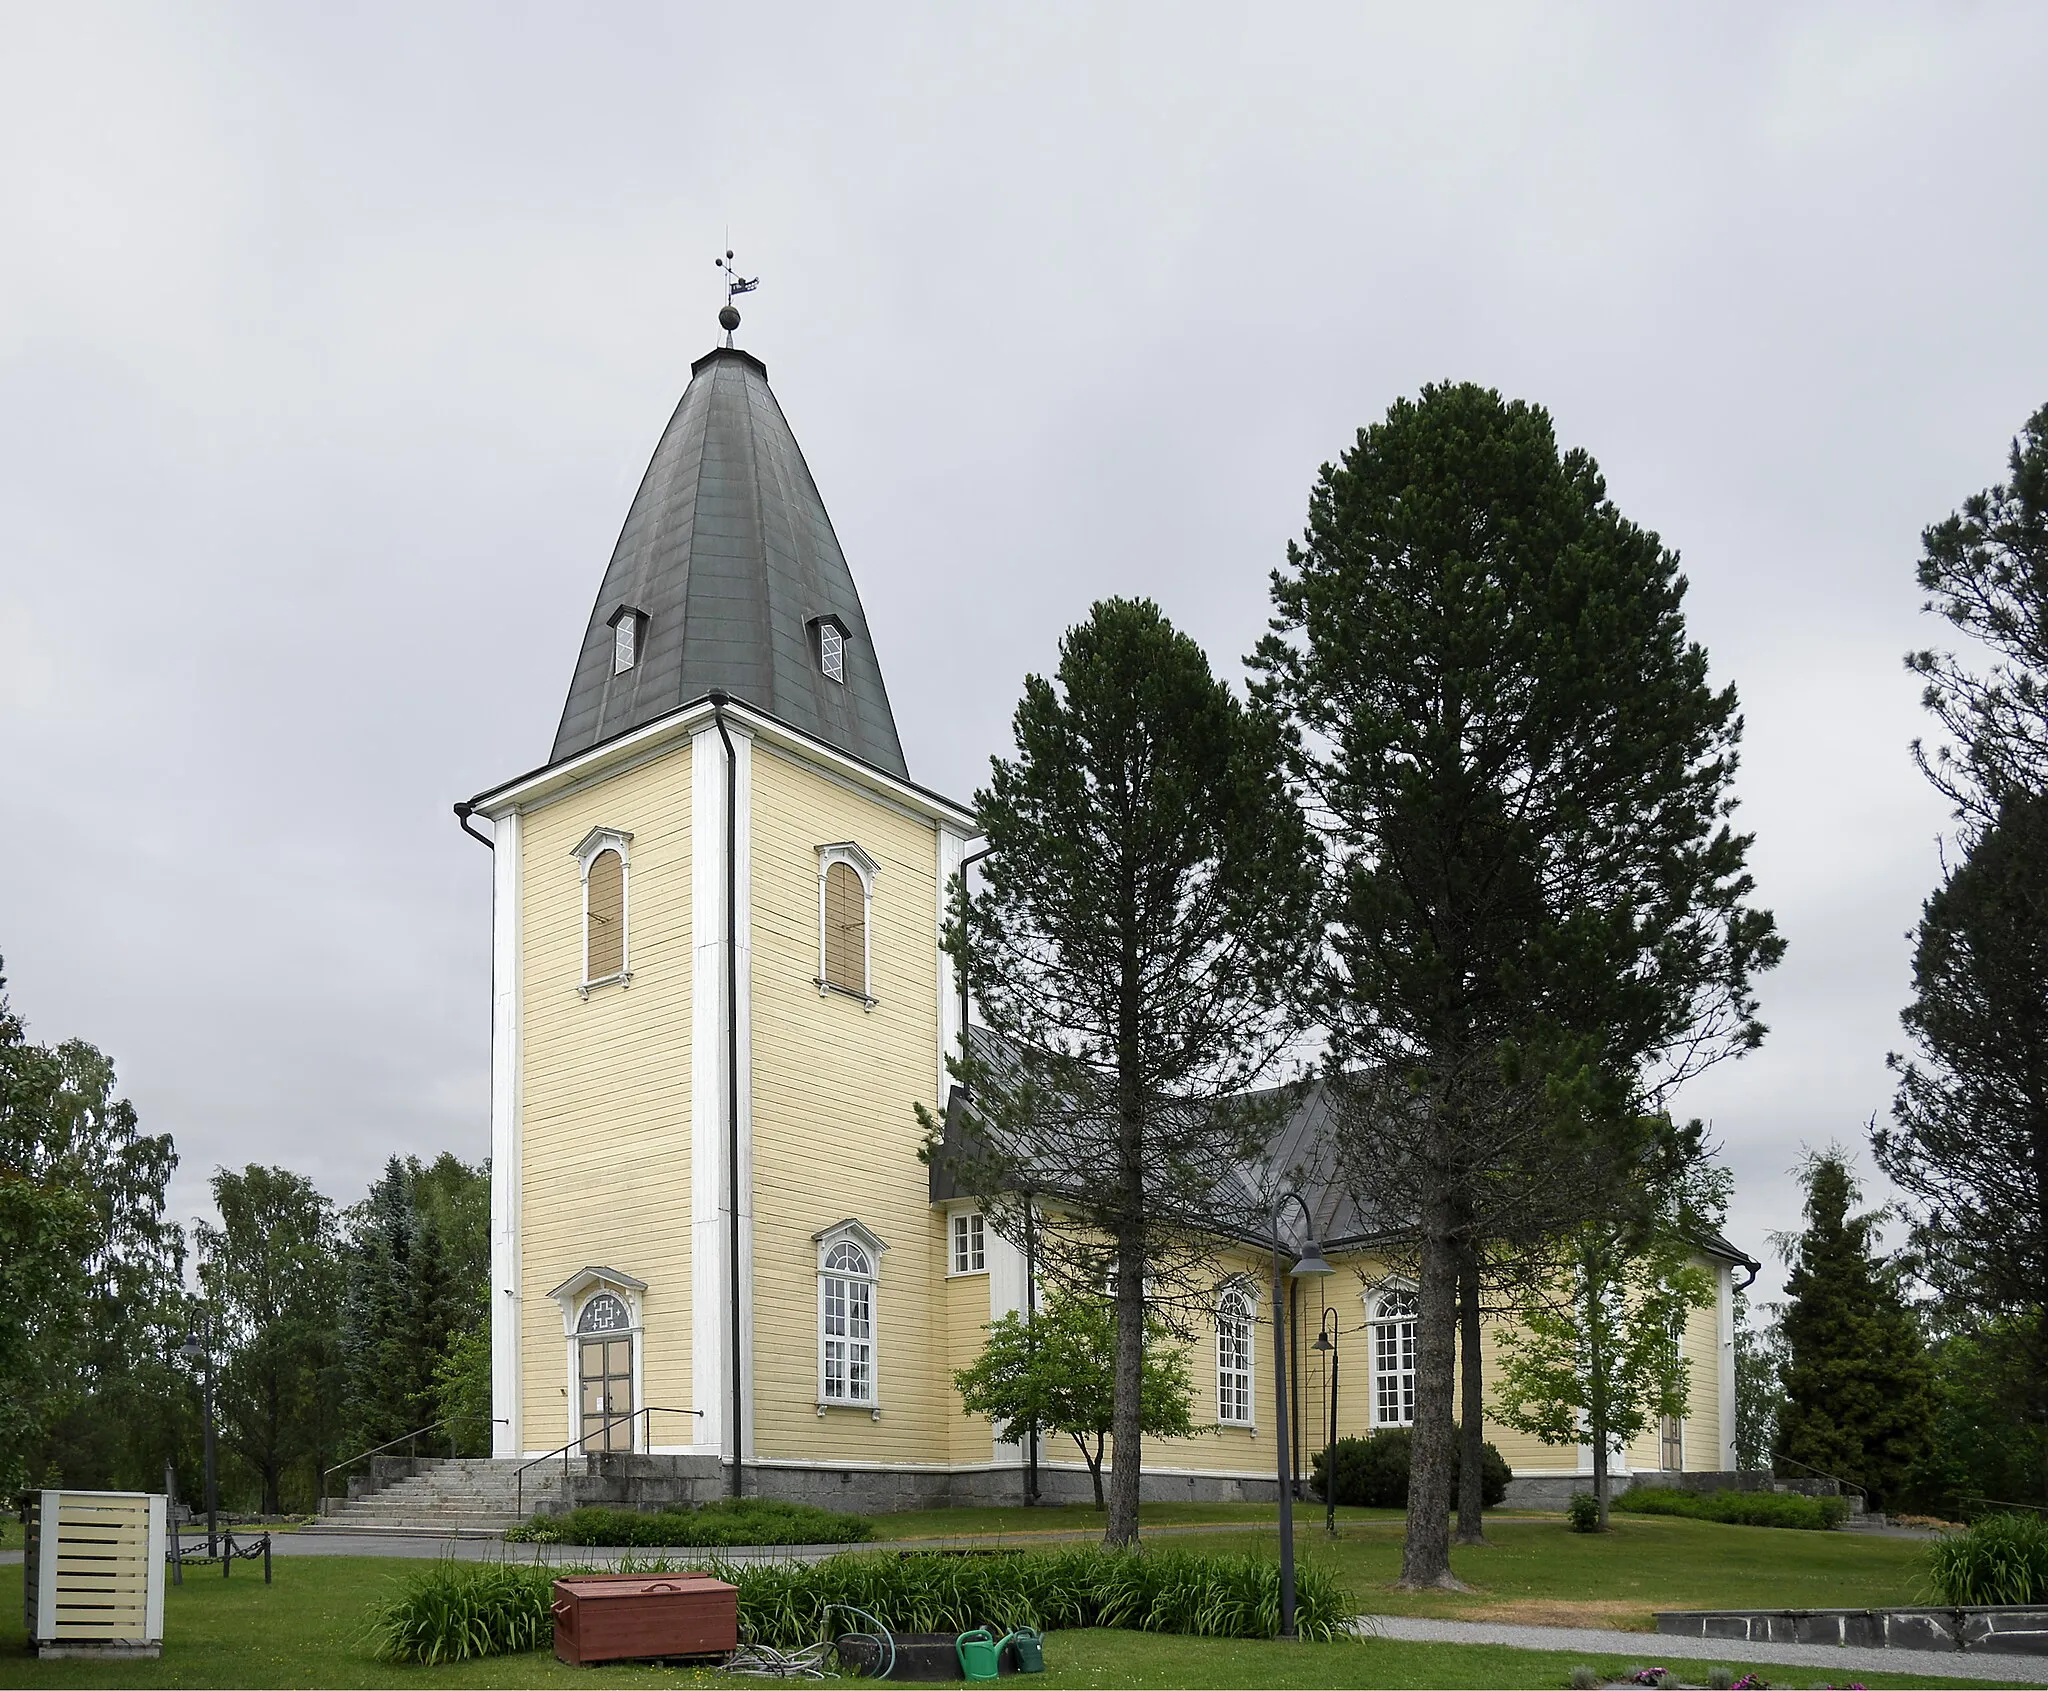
[514,1406,702,1517]
[320,1414,495,1505]
[1964,1494,2048,1517]
[1771,1452,1868,1503]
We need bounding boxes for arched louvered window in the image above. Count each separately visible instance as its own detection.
[1216,1289,1254,1426]
[586,849,625,980]
[1370,1289,1418,1427]
[573,827,633,991]
[816,844,878,1003]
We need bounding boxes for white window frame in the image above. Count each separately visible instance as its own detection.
[572,827,634,994]
[608,604,647,676]
[809,613,850,683]
[949,1210,986,1276]
[815,841,880,1007]
[814,1219,886,1415]
[1216,1286,1255,1427]
[1368,1284,1419,1428]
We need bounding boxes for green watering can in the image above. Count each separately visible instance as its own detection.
[957,1625,1047,1681]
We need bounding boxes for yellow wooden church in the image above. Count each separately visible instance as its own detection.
[457,307,1753,1510]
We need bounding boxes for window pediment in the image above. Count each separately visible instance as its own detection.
[572,826,634,869]
[812,1218,888,1260]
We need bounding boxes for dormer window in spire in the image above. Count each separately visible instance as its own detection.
[808,614,849,684]
[608,605,648,677]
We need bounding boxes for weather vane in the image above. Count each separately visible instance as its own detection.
[714,248,759,347]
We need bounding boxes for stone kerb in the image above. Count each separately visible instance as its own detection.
[1656,1606,2048,1657]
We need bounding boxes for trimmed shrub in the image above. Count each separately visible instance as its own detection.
[1310,1427,1511,1509]
[369,1545,1361,1662]
[1926,1510,2048,1605]
[503,1497,874,1547]
[1612,1486,1846,1531]
[1566,1492,1602,1533]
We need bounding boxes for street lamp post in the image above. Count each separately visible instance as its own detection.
[1311,1310,1340,1536]
[1269,1190,1333,1641]
[178,1330,219,1558]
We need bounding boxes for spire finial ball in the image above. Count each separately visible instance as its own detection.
[718,304,742,333]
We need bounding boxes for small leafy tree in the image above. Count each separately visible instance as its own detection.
[0,953,183,1501]
[953,1294,1197,1509]
[1491,1220,1713,1527]
[1732,1288,1786,1473]
[1774,1150,1933,1511]
[196,1166,345,1513]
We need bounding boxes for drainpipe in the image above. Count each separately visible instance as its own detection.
[709,691,744,1499]
[956,843,992,1085]
[453,802,494,849]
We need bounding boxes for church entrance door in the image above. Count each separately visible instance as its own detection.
[579,1336,635,1452]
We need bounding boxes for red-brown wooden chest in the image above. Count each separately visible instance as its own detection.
[550,1573,739,1664]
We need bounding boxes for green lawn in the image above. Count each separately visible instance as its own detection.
[0,1520,1993,1691]
[871,1506,1934,1630]
[0,1557,2004,1690]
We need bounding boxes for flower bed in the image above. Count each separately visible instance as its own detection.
[369,1546,1358,1662]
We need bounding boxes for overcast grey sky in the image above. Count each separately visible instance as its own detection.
[3,3,2044,1303]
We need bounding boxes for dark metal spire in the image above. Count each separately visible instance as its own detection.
[548,333,909,779]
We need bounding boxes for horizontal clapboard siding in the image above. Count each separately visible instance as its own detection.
[518,743,694,1455]
[747,746,948,1463]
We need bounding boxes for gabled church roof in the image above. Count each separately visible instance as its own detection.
[550,345,909,778]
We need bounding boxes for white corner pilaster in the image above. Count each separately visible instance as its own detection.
[692,722,754,1467]
[986,1221,1028,1466]
[488,807,524,1459]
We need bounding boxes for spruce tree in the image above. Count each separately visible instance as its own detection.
[1252,382,1781,1586]
[1775,1150,1932,1511]
[930,597,1317,1547]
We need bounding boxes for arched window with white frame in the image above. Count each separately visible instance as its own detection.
[815,842,879,1004]
[1369,1288,1418,1427]
[1216,1287,1255,1426]
[572,827,634,992]
[815,1220,885,1410]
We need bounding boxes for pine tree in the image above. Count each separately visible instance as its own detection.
[1906,402,2048,829]
[929,597,1317,1547]
[1252,383,1781,1586]
[1775,1151,1933,1511]
[1879,790,2048,1492]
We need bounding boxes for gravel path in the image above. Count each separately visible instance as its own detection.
[1360,1613,2048,1684]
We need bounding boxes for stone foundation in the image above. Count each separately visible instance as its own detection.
[544,1455,1279,1515]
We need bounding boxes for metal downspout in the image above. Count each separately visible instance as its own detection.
[709,692,744,1498]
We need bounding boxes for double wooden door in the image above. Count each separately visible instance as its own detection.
[579,1336,634,1451]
